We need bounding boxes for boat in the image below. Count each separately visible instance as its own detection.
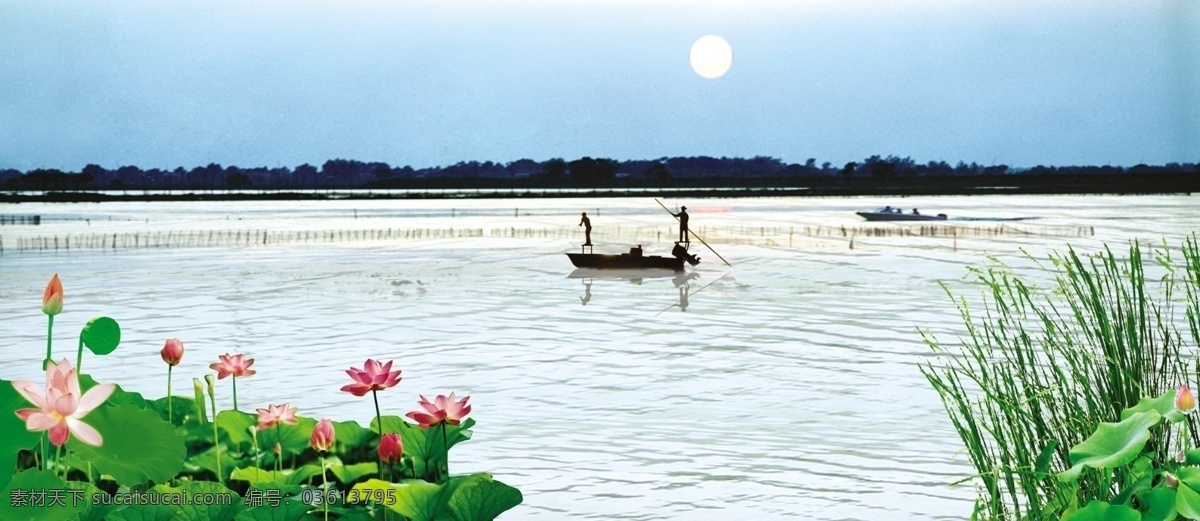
[856,207,948,221]
[565,244,700,272]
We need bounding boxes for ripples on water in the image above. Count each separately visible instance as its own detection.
[0,195,1196,520]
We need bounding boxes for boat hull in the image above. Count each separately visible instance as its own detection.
[856,212,948,222]
[566,253,685,271]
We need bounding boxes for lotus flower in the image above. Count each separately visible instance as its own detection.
[160,338,184,366]
[1179,384,1196,414]
[378,433,403,463]
[12,358,113,446]
[256,403,298,430]
[310,419,335,453]
[42,274,63,316]
[406,393,471,428]
[210,353,256,379]
[340,359,402,397]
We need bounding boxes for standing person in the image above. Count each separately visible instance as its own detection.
[671,206,690,243]
[579,212,592,246]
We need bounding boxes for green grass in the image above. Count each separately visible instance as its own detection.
[922,235,1200,520]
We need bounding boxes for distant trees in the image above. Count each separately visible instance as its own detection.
[2,156,1195,191]
[567,157,616,184]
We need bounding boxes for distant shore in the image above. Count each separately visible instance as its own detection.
[1,173,1195,202]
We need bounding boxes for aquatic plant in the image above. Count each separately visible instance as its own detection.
[923,235,1200,520]
[210,353,255,411]
[0,275,523,520]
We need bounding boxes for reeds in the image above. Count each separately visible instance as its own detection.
[921,235,1200,520]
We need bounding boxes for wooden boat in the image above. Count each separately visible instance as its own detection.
[566,244,698,272]
[566,252,685,271]
[856,208,948,221]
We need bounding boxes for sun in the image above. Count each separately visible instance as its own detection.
[689,35,733,79]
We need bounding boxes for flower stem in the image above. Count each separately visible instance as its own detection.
[320,454,329,521]
[372,389,383,460]
[44,315,54,370]
[75,334,83,375]
[167,366,174,424]
[441,423,450,481]
[232,375,239,412]
[372,389,387,521]
[56,443,64,481]
[209,389,222,483]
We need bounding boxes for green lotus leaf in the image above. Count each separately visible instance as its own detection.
[182,446,240,482]
[328,459,379,485]
[445,473,524,521]
[67,403,186,486]
[216,410,258,451]
[1179,482,1200,520]
[230,465,325,487]
[67,480,117,521]
[234,489,312,521]
[107,482,245,521]
[372,416,475,462]
[352,478,453,521]
[1121,390,1185,423]
[1064,500,1140,521]
[80,317,121,355]
[0,468,83,521]
[333,420,375,456]
[0,380,43,491]
[1179,468,1200,491]
[1143,486,1178,521]
[1058,410,1160,481]
[78,374,146,409]
[257,416,318,459]
[149,396,203,431]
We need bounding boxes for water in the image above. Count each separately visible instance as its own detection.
[1,194,1197,520]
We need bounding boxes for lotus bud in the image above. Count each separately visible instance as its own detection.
[1166,472,1180,489]
[160,338,184,366]
[1178,384,1196,414]
[378,433,403,463]
[1178,451,1188,464]
[205,374,215,397]
[310,419,335,453]
[273,442,281,456]
[42,274,63,316]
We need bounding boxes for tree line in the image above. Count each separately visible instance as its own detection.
[2,155,1197,191]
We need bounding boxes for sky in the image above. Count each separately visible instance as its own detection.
[1,0,1197,171]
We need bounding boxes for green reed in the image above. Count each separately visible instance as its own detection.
[922,235,1200,520]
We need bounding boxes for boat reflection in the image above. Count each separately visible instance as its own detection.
[567,268,693,285]
[568,268,707,312]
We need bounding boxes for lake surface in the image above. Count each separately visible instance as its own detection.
[1,194,1197,520]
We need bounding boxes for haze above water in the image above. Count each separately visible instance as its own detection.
[1,195,1197,519]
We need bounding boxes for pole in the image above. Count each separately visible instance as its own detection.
[654,199,731,267]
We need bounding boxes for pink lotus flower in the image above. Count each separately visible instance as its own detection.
[378,433,403,463]
[42,274,63,316]
[1179,384,1196,414]
[310,418,335,453]
[405,393,471,428]
[160,338,184,366]
[256,403,298,430]
[210,353,256,379]
[340,359,401,397]
[12,358,114,446]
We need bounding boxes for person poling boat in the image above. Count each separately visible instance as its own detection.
[670,206,690,243]
[655,199,732,267]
